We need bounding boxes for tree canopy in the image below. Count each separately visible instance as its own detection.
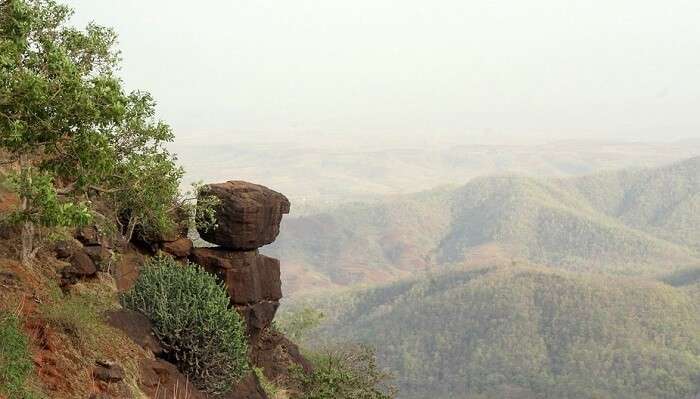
[0,0,183,262]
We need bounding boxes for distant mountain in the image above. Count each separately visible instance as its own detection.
[297,265,700,399]
[174,139,700,215]
[267,157,700,295]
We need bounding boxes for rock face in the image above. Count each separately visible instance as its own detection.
[197,181,290,249]
[190,248,282,304]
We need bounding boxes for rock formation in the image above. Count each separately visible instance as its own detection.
[192,181,289,344]
[197,181,290,250]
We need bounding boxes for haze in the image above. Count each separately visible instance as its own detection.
[66,0,700,147]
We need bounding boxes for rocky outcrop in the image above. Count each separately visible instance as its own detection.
[197,181,290,249]
[192,181,289,345]
[190,248,282,304]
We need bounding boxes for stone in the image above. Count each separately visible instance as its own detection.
[105,309,162,355]
[161,238,193,258]
[93,361,125,383]
[83,245,112,264]
[222,373,268,399]
[190,248,282,304]
[139,359,205,399]
[54,240,78,259]
[75,226,101,246]
[237,301,280,340]
[61,250,97,282]
[197,181,290,249]
[252,328,313,383]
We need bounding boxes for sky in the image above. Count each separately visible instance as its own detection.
[66,0,700,147]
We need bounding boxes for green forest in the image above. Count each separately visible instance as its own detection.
[276,157,700,399]
[268,157,700,292]
[289,264,700,399]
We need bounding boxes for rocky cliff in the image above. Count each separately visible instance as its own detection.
[0,180,308,399]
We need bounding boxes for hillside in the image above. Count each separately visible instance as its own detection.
[173,139,700,215]
[296,265,700,399]
[266,157,700,295]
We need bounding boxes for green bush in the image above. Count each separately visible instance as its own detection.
[0,312,42,399]
[121,256,249,395]
[291,344,396,399]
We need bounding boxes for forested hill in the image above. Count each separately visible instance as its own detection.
[299,265,700,399]
[266,157,700,294]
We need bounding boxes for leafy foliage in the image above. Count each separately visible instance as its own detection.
[0,312,42,399]
[121,256,249,395]
[290,345,396,399]
[0,0,184,262]
[268,157,700,291]
[302,266,700,399]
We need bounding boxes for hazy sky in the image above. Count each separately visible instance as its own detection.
[66,0,700,146]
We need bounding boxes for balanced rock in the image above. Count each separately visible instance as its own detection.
[197,181,290,249]
[190,247,282,304]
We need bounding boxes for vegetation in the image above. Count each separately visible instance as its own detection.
[121,255,249,395]
[268,157,700,292]
[0,0,184,264]
[297,265,700,399]
[0,312,42,399]
[290,345,396,399]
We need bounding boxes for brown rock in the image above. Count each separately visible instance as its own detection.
[54,239,80,259]
[139,359,205,399]
[93,362,125,383]
[237,301,280,341]
[105,309,162,355]
[252,328,313,383]
[197,181,290,249]
[75,226,101,246]
[113,246,146,292]
[61,250,96,283]
[190,248,282,304]
[83,245,112,263]
[162,238,193,258]
[222,373,268,399]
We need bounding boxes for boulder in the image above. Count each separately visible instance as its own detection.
[161,238,193,258]
[223,373,268,399]
[190,248,282,304]
[61,250,97,284]
[93,360,125,383]
[252,328,314,383]
[237,301,280,338]
[197,181,290,249]
[105,309,162,355]
[53,239,80,259]
[139,359,205,399]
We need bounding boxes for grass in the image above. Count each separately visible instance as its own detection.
[254,367,289,399]
[0,312,43,399]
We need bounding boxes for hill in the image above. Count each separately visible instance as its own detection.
[174,139,700,215]
[296,265,700,399]
[266,157,700,295]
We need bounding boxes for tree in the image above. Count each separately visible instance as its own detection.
[0,0,183,263]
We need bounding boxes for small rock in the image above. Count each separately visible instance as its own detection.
[61,251,97,284]
[93,362,125,383]
[105,309,162,355]
[54,240,77,259]
[0,271,19,288]
[83,245,112,264]
[161,238,193,258]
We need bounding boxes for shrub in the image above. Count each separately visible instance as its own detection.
[290,344,396,399]
[121,256,249,395]
[0,312,42,399]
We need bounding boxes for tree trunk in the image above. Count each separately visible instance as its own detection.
[18,153,34,266]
